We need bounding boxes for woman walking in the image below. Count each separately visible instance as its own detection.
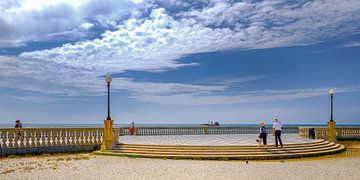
[256,121,267,148]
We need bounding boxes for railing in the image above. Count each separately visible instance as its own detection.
[299,126,360,139]
[316,128,328,139]
[117,126,299,136]
[0,128,103,148]
[337,128,360,139]
[299,127,309,138]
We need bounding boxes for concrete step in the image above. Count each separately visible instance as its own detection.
[109,143,339,155]
[123,145,346,160]
[114,140,326,149]
[113,141,332,152]
[97,140,346,160]
[101,144,345,160]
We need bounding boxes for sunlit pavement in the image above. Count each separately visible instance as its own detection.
[118,134,317,145]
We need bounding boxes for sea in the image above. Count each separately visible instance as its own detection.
[0,123,359,128]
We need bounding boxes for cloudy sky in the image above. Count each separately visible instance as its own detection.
[1,0,360,125]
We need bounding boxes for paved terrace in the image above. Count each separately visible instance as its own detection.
[118,134,316,145]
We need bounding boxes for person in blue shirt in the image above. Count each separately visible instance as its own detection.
[256,121,267,148]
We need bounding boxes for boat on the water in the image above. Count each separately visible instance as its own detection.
[201,121,220,126]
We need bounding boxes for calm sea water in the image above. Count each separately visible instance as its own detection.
[0,123,359,128]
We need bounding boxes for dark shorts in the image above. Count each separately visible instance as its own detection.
[259,133,267,145]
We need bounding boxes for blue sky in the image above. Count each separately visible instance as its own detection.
[1,0,360,125]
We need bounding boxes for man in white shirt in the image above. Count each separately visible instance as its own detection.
[272,118,283,148]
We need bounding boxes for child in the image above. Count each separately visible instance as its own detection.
[256,121,267,148]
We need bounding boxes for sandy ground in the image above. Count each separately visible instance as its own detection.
[1,143,360,180]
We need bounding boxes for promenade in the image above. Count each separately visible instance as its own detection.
[119,134,316,145]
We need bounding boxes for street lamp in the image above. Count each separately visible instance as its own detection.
[105,76,112,120]
[329,89,335,122]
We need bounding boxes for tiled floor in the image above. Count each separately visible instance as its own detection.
[118,134,316,145]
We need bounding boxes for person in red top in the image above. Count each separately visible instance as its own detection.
[129,122,135,135]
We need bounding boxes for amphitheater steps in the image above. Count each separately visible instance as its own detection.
[100,140,346,160]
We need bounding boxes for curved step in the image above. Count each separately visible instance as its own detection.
[114,145,345,160]
[113,141,332,152]
[115,139,325,149]
[109,143,339,155]
[96,140,346,160]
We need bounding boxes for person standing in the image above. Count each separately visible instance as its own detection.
[256,121,267,148]
[15,119,23,128]
[15,119,23,140]
[272,118,283,148]
[129,122,135,135]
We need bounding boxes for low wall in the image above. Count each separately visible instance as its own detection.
[0,128,103,157]
[299,126,360,140]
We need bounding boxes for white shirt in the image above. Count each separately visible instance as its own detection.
[273,122,283,131]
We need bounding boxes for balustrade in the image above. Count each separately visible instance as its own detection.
[0,128,103,148]
[2,126,357,149]
[337,128,360,139]
[299,127,360,139]
[117,126,299,136]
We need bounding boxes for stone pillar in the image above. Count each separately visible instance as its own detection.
[327,121,337,142]
[134,128,138,136]
[204,128,209,134]
[100,119,114,152]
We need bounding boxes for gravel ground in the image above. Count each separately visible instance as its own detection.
[1,150,360,180]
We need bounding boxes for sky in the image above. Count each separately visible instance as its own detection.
[0,0,360,125]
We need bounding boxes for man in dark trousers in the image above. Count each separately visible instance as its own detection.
[272,118,283,148]
[15,119,23,140]
[15,119,23,128]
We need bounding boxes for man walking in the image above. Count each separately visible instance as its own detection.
[272,118,283,148]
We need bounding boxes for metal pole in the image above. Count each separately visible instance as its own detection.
[107,82,111,120]
[330,94,333,122]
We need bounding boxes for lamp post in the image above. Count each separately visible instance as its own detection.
[329,89,335,122]
[101,76,114,152]
[105,76,112,120]
[327,89,337,142]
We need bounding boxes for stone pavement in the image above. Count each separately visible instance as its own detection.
[118,134,316,145]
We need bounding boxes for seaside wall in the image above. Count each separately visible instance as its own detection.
[299,126,360,140]
[0,128,103,157]
[118,126,299,136]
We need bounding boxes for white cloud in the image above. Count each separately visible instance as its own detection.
[130,86,360,106]
[1,0,360,105]
[340,42,360,48]
[0,55,230,97]
[0,55,102,96]
[1,54,360,106]
[19,0,360,74]
[0,0,148,48]
[81,22,94,30]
